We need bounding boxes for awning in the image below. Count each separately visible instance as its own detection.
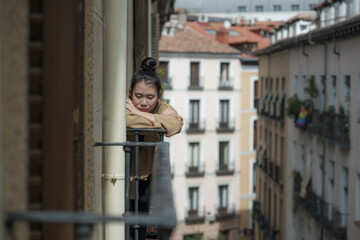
[276,91,285,117]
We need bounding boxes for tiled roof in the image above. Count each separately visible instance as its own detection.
[159,25,239,54]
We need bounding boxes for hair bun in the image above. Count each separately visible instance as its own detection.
[141,57,157,72]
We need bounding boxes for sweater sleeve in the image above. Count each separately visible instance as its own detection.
[126,102,183,137]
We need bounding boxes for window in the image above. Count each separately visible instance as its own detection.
[254,79,259,109]
[253,120,257,149]
[188,142,200,171]
[273,5,282,11]
[188,187,199,216]
[301,75,306,100]
[358,75,360,120]
[309,4,315,10]
[219,62,230,88]
[294,75,298,95]
[251,160,256,193]
[159,61,171,89]
[255,5,264,12]
[355,173,360,222]
[189,100,200,128]
[292,141,297,170]
[190,62,200,88]
[330,75,337,109]
[317,155,324,196]
[229,30,241,36]
[219,100,230,128]
[219,141,229,170]
[341,167,348,221]
[343,75,351,114]
[327,160,335,220]
[300,145,305,177]
[238,6,246,12]
[320,75,326,111]
[291,4,299,11]
[218,185,229,212]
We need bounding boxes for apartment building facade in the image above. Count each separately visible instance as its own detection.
[159,23,242,239]
[254,0,360,240]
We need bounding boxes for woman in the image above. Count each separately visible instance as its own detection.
[126,57,183,239]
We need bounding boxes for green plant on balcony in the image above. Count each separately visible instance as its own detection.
[305,75,319,100]
[292,170,303,214]
[286,94,302,119]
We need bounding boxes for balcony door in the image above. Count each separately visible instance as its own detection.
[218,185,228,214]
[189,100,200,128]
[219,141,229,170]
[219,100,229,128]
[189,142,200,172]
[220,62,230,86]
[190,62,200,87]
[188,187,199,216]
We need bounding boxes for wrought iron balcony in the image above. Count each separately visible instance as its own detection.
[295,108,350,148]
[186,119,206,133]
[216,118,235,133]
[293,177,347,240]
[216,159,234,176]
[185,207,206,224]
[186,162,205,177]
[188,76,204,90]
[258,94,285,123]
[218,77,233,90]
[215,203,235,220]
[161,76,173,90]
[7,128,177,240]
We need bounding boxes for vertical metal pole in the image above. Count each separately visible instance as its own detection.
[123,146,132,240]
[134,131,140,240]
[159,132,164,142]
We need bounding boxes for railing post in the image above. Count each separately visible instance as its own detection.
[134,130,140,240]
[123,146,132,240]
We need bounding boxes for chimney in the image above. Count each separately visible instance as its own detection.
[216,27,229,44]
[178,8,187,25]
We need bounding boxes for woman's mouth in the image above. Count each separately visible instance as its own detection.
[139,108,148,112]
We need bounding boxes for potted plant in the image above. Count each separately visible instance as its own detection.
[286,94,302,120]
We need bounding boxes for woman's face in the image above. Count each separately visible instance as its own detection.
[130,81,160,112]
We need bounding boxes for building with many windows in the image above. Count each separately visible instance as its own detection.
[159,15,273,239]
[254,0,360,239]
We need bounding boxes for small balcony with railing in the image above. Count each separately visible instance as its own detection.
[7,128,177,240]
[186,162,205,178]
[253,200,280,240]
[294,108,350,148]
[216,159,234,176]
[185,206,206,224]
[161,76,173,90]
[186,119,206,134]
[258,157,283,187]
[293,174,348,240]
[216,118,235,133]
[215,203,235,220]
[218,77,233,90]
[188,76,204,90]
[258,90,285,123]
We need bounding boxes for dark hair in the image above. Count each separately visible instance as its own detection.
[130,57,162,94]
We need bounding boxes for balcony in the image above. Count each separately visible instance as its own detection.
[161,76,173,90]
[295,108,350,148]
[293,176,347,240]
[216,160,234,176]
[185,207,206,224]
[258,92,285,123]
[253,200,279,240]
[7,128,177,240]
[218,77,233,90]
[215,203,236,220]
[216,118,235,133]
[186,162,205,177]
[188,76,204,90]
[186,119,206,134]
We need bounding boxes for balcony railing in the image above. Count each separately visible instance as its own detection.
[185,207,206,224]
[161,76,173,90]
[253,200,279,240]
[258,93,285,123]
[218,77,233,90]
[186,162,205,177]
[293,177,347,240]
[295,108,350,148]
[258,158,283,187]
[216,118,235,133]
[188,76,204,90]
[7,128,176,240]
[216,159,234,176]
[186,119,206,133]
[215,203,235,220]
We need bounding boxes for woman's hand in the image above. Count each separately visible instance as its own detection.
[126,98,141,115]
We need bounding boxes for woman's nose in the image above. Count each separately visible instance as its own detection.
[140,99,147,106]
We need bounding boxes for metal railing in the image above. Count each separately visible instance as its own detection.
[185,206,206,224]
[215,159,234,176]
[6,128,177,240]
[185,162,205,177]
[161,76,173,90]
[186,119,206,133]
[216,118,235,132]
[218,77,234,90]
[215,203,235,220]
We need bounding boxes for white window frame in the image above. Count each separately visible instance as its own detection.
[188,96,204,127]
[250,76,259,109]
[249,158,256,194]
[219,61,232,86]
[250,116,258,151]
[187,183,203,214]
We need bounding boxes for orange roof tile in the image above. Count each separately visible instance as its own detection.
[159,25,239,54]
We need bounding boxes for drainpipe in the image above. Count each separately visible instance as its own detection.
[0,0,3,238]
[320,42,327,240]
[104,0,127,239]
